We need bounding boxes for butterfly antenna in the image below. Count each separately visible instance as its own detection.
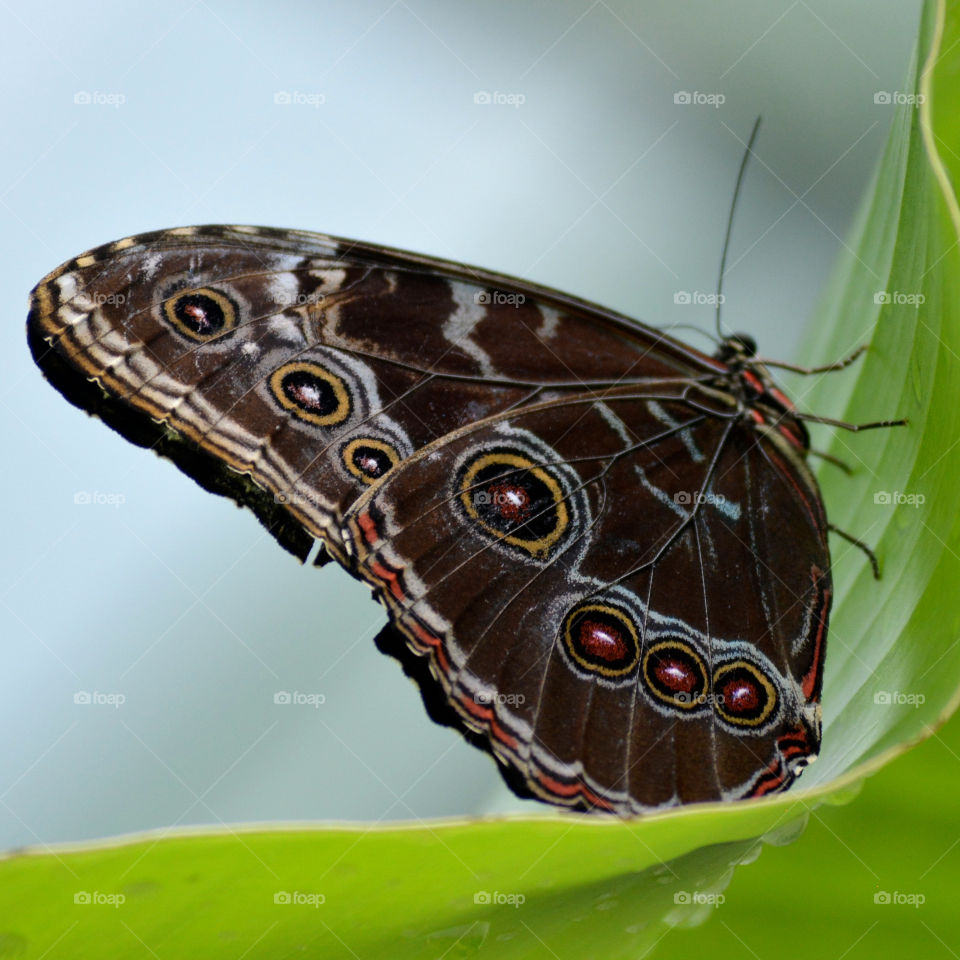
[715,116,763,340]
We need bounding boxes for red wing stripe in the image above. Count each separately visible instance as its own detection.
[802,573,831,701]
[357,511,380,546]
[534,771,615,810]
[369,560,406,603]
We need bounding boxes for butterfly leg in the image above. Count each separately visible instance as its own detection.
[761,345,867,375]
[828,524,881,580]
[795,413,908,431]
[807,448,852,474]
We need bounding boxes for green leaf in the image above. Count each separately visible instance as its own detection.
[4,1,959,956]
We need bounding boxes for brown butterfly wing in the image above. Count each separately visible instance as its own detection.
[345,392,828,814]
[28,224,828,816]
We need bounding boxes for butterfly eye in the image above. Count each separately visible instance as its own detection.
[713,660,778,727]
[561,603,640,679]
[163,288,237,341]
[458,450,569,559]
[342,438,401,484]
[642,641,709,711]
[269,361,351,426]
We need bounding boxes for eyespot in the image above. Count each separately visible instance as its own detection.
[713,660,778,727]
[458,449,569,559]
[642,640,709,711]
[163,288,238,341]
[269,361,350,426]
[561,603,640,679]
[343,437,401,484]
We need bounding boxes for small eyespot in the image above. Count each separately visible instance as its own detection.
[269,361,350,426]
[163,288,238,341]
[343,438,401,484]
[642,640,709,711]
[561,603,641,679]
[458,449,569,559]
[713,660,778,728]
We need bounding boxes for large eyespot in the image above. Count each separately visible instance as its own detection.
[642,640,709,711]
[458,450,569,559]
[269,361,350,426]
[163,288,238,341]
[561,603,640,679]
[343,437,401,484]
[713,660,778,727]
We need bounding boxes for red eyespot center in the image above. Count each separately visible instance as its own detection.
[656,657,698,694]
[578,619,628,662]
[289,383,325,409]
[183,303,209,327]
[722,678,759,713]
[487,482,531,522]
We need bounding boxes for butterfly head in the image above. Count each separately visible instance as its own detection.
[714,332,757,365]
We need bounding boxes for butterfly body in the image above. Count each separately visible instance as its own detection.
[29,224,830,816]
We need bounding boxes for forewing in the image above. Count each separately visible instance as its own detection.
[27,225,713,562]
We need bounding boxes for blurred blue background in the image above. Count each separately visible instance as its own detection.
[0,0,921,846]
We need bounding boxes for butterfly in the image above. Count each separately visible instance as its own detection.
[27,153,900,816]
